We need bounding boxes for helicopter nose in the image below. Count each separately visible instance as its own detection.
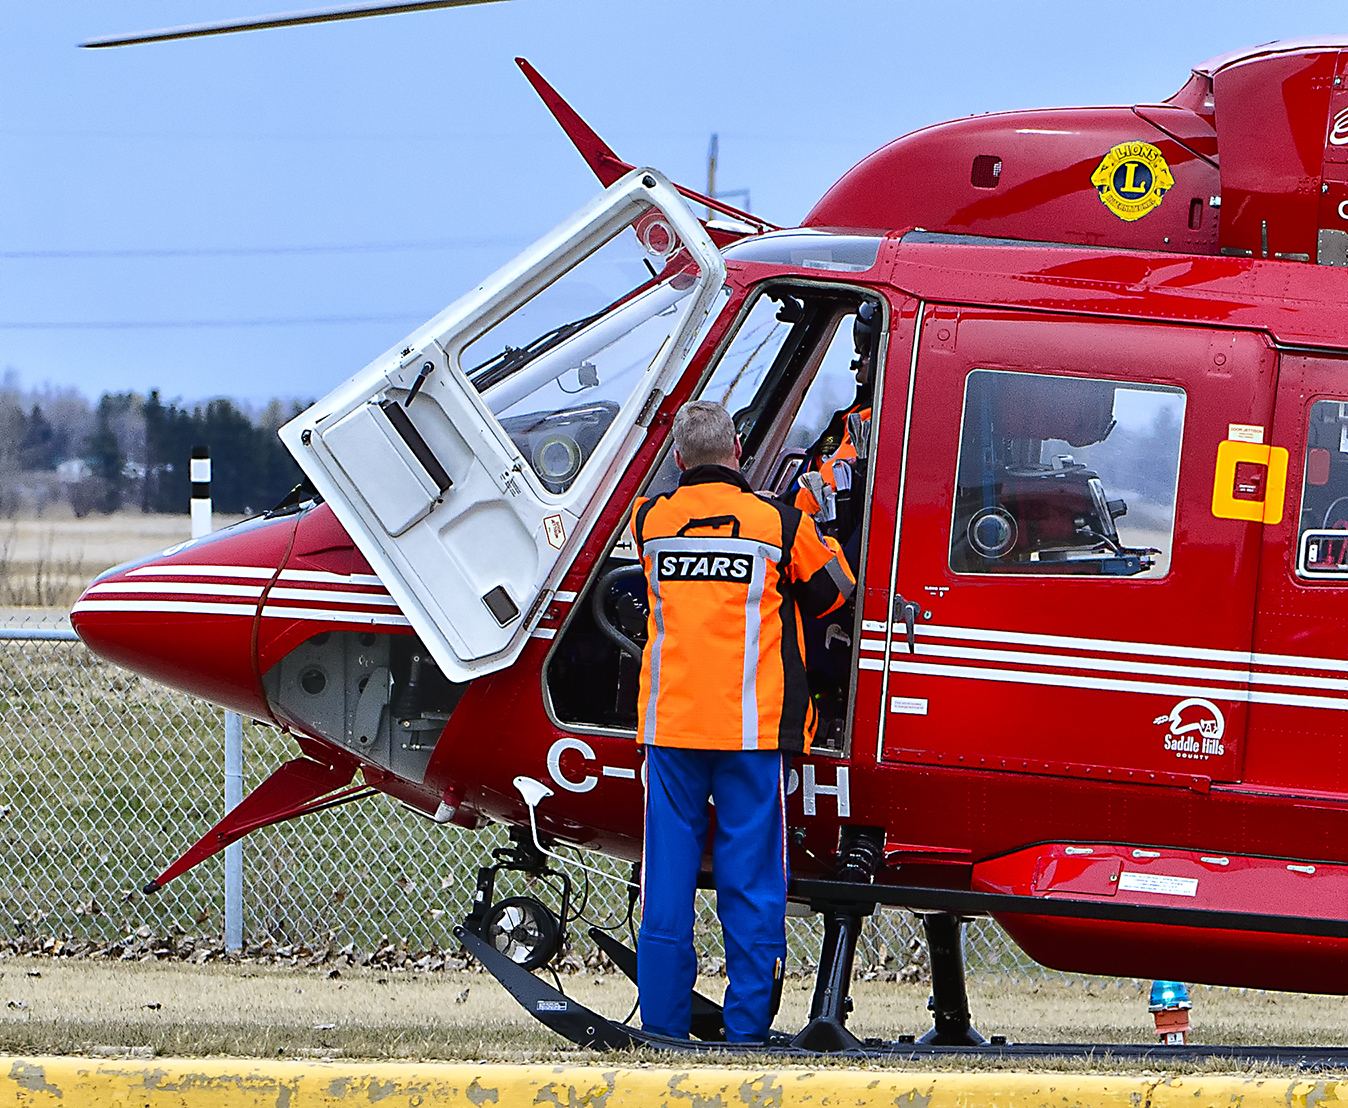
[71,514,300,718]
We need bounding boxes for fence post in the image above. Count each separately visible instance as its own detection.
[191,446,244,953]
[223,714,244,953]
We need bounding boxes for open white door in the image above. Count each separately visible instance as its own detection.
[280,169,725,682]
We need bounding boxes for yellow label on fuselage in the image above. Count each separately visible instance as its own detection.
[1090,142,1174,222]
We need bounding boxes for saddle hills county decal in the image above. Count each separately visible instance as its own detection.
[1091,141,1174,221]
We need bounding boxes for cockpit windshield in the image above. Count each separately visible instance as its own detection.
[724,230,884,273]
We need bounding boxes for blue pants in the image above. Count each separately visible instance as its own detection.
[638,745,787,1042]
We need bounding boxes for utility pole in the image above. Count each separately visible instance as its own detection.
[704,132,751,219]
[706,133,719,221]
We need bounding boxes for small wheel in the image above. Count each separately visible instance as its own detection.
[482,896,561,970]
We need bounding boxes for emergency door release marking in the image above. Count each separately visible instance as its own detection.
[1211,438,1289,524]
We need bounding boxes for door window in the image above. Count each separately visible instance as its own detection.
[642,285,874,496]
[461,214,704,495]
[1296,398,1348,579]
[950,370,1185,577]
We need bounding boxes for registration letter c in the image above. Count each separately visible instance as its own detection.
[547,737,598,793]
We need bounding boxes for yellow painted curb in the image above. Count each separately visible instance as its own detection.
[0,1057,1344,1107]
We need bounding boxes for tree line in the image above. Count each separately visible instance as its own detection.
[0,374,310,517]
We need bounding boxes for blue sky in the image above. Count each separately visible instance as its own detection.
[2,2,1345,405]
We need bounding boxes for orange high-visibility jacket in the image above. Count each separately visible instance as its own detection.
[631,465,855,753]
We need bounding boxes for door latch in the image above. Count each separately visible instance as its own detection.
[404,360,435,407]
[892,594,918,653]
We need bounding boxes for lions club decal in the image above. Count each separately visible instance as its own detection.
[1090,142,1174,222]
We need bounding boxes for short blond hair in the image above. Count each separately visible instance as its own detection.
[672,401,736,467]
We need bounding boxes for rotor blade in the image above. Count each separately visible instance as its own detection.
[81,0,507,48]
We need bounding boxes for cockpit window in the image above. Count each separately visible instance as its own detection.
[1296,399,1348,580]
[950,370,1185,577]
[459,206,701,494]
[724,231,883,273]
[641,284,874,497]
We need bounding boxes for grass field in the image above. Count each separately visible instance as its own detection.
[0,507,246,607]
[0,957,1345,1068]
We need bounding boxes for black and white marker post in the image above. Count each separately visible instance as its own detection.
[191,446,244,953]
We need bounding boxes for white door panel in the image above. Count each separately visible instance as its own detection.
[322,403,444,537]
[281,169,725,682]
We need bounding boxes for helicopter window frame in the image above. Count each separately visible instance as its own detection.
[946,367,1187,581]
[538,278,889,752]
[640,280,884,498]
[1294,397,1348,583]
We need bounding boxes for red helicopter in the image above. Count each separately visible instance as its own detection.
[70,22,1348,1052]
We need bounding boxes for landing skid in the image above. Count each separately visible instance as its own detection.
[457,925,1348,1065]
[457,850,1348,1063]
[469,906,986,1051]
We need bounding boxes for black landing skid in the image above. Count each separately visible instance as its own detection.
[455,921,1348,1067]
[457,825,997,1055]
[457,832,1348,1064]
[457,923,1348,1066]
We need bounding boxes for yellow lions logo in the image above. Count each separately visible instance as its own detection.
[1091,142,1174,222]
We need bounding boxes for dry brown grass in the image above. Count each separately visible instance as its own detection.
[0,508,247,609]
[1,957,1346,1070]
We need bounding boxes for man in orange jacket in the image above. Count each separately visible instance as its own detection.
[631,400,854,1042]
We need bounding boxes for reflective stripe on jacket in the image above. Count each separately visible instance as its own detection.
[632,465,855,753]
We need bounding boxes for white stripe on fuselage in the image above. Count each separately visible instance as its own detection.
[863,621,1348,712]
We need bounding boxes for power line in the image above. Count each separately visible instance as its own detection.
[0,237,525,260]
[0,314,425,331]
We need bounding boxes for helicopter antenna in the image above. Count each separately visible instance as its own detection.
[81,0,507,48]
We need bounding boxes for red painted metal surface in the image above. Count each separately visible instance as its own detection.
[805,108,1219,256]
[70,514,296,718]
[148,756,357,890]
[255,501,413,676]
[974,843,1348,993]
[1212,48,1338,262]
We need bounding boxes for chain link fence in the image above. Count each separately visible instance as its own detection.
[0,609,1056,981]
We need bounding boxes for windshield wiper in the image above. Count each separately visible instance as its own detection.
[470,309,605,393]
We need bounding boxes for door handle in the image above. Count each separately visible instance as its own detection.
[404,359,435,407]
[892,594,917,654]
